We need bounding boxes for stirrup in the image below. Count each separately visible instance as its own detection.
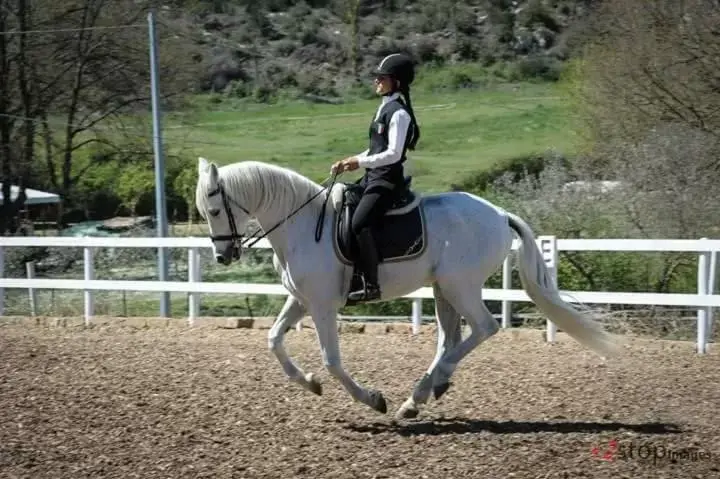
[348,281,381,301]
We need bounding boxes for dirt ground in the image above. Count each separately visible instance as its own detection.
[1,317,718,479]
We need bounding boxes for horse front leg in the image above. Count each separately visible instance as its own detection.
[268,294,322,395]
[310,303,388,414]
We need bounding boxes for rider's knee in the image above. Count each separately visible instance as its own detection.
[350,214,366,235]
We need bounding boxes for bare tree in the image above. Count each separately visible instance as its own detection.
[36,0,199,222]
[0,0,33,234]
[574,0,720,147]
[488,152,702,296]
[0,0,201,231]
[605,123,720,239]
[341,0,362,80]
[509,0,720,295]
[566,0,720,241]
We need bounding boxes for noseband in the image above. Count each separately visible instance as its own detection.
[206,170,339,253]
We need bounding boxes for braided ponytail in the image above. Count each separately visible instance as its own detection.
[400,84,420,150]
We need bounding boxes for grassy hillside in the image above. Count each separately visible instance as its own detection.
[158,0,591,193]
[170,0,593,99]
[14,0,593,225]
[166,78,574,194]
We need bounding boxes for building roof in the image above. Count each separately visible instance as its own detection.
[561,180,623,194]
[0,183,61,205]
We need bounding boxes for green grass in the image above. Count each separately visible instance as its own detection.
[164,81,576,193]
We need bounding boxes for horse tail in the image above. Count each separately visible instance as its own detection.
[506,212,620,359]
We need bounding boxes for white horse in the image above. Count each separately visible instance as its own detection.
[195,157,619,420]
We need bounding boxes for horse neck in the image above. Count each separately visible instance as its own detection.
[241,166,324,243]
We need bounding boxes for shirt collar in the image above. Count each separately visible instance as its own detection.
[381,92,401,105]
[375,92,401,120]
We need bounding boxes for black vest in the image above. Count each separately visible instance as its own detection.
[360,97,414,191]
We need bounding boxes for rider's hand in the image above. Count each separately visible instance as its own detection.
[331,157,360,175]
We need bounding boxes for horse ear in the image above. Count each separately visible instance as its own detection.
[198,156,210,175]
[209,162,219,185]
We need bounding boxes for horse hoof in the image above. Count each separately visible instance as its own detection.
[397,405,419,419]
[433,382,451,400]
[307,374,322,396]
[369,390,387,414]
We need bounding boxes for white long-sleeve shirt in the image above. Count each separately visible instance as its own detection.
[354,92,412,169]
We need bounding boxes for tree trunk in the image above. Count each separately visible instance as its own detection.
[0,0,24,234]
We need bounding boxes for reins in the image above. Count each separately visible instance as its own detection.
[208,170,340,251]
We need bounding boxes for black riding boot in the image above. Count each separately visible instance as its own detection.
[348,228,381,301]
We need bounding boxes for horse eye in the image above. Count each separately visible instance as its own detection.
[208,208,220,217]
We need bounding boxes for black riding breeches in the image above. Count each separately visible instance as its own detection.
[350,186,396,235]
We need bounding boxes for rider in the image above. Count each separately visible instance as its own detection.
[331,52,421,302]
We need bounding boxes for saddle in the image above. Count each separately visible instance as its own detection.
[330,176,427,305]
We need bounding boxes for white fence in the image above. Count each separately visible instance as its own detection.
[0,236,717,354]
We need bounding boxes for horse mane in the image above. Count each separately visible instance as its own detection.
[217,161,324,216]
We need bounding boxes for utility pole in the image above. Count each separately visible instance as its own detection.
[148,10,170,317]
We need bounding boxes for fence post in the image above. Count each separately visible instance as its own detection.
[187,247,200,326]
[412,298,422,334]
[538,235,558,343]
[0,245,4,317]
[84,246,94,327]
[26,261,37,316]
[501,256,512,328]
[708,249,716,341]
[697,238,710,354]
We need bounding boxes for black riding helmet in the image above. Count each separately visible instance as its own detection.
[372,53,415,87]
[372,52,421,150]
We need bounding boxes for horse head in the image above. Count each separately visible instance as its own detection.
[195,156,251,265]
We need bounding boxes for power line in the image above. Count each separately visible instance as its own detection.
[0,112,233,150]
[0,112,152,135]
[0,24,147,35]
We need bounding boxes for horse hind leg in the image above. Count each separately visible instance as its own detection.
[431,276,500,400]
[395,283,464,420]
[431,290,463,401]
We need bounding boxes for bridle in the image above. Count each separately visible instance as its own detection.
[206,184,247,258]
[205,170,339,256]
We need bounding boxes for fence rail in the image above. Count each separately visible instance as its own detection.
[0,236,717,354]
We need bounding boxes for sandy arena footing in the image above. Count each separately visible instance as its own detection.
[0,317,718,478]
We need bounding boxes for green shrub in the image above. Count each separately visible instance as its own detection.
[518,0,561,32]
[508,56,564,82]
[452,151,565,194]
[415,63,489,93]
